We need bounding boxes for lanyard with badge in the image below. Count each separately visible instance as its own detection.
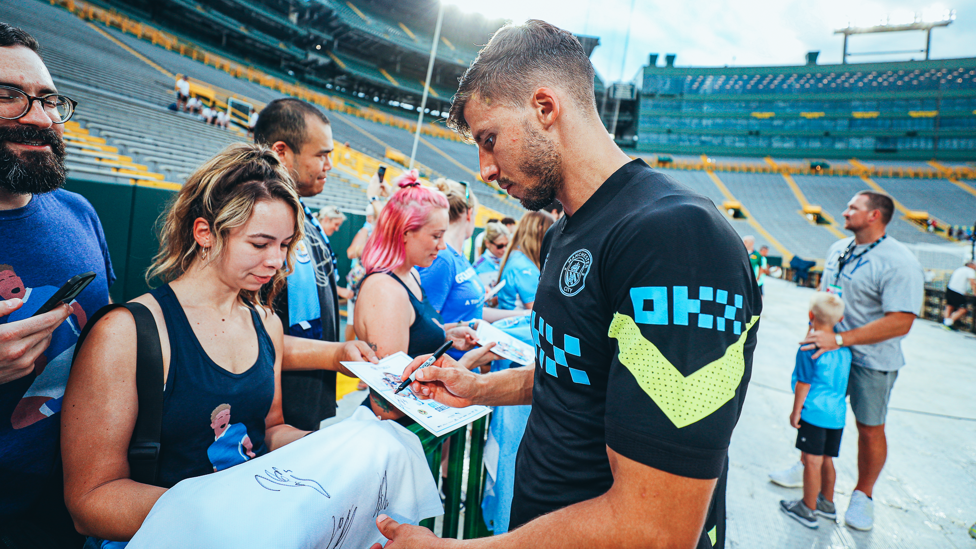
[827,234,886,298]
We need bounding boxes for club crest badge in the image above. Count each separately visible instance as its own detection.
[559,249,592,297]
[294,240,312,264]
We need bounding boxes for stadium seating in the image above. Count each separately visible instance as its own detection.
[869,177,976,227]
[658,169,775,252]
[712,173,841,260]
[1,0,173,106]
[648,66,976,96]
[791,175,948,246]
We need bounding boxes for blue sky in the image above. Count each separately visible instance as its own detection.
[448,0,976,83]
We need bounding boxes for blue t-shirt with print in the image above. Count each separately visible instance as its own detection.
[792,346,852,430]
[418,244,484,324]
[0,190,114,514]
[496,250,539,310]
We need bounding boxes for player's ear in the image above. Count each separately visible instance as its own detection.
[808,311,814,322]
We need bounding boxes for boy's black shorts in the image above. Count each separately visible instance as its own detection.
[795,419,843,458]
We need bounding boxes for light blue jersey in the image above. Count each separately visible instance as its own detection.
[418,244,484,323]
[497,250,539,310]
[792,346,853,429]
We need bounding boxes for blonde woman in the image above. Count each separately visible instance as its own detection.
[62,144,324,544]
[496,211,556,310]
[474,221,511,289]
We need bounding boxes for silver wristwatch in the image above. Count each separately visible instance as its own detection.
[835,334,844,347]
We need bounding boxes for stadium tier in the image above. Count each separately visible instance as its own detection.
[1,0,525,218]
[639,56,976,160]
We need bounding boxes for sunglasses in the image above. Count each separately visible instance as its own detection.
[489,240,508,250]
[459,181,471,203]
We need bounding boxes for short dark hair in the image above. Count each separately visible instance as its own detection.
[501,217,516,226]
[447,20,596,139]
[0,23,39,52]
[253,98,330,154]
[856,190,895,225]
[544,200,563,214]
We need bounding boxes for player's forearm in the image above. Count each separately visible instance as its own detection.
[438,485,701,549]
[281,335,341,372]
[476,366,534,406]
[841,312,915,346]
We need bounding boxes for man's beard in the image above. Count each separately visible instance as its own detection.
[500,122,562,211]
[0,125,67,196]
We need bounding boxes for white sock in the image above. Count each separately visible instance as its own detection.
[944,318,953,326]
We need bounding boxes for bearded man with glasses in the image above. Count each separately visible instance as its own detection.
[0,23,113,548]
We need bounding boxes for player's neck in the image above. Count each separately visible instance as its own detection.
[853,225,885,245]
[0,188,31,210]
[556,118,632,217]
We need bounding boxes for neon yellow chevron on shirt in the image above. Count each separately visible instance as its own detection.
[608,313,759,429]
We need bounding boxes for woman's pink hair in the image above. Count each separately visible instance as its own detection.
[361,170,449,274]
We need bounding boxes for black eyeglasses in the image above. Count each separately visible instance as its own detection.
[458,180,471,203]
[0,85,77,124]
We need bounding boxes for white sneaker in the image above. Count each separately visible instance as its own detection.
[845,490,874,531]
[768,461,804,488]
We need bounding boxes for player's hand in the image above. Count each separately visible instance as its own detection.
[0,300,72,385]
[790,410,801,429]
[799,329,838,360]
[401,352,487,408]
[370,515,446,549]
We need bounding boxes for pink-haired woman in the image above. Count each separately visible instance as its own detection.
[354,172,492,420]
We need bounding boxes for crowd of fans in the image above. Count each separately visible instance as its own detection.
[2,17,974,549]
[171,74,233,130]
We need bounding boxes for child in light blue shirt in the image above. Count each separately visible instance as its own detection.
[780,293,852,529]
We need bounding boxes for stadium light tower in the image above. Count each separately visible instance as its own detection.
[835,10,955,63]
[409,0,455,170]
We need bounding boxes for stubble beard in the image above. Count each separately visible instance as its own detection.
[501,122,562,212]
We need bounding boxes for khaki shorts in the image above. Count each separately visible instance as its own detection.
[848,364,898,426]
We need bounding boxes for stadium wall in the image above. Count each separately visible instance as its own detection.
[64,177,364,303]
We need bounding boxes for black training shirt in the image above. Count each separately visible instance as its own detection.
[510,160,762,546]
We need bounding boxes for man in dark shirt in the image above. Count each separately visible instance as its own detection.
[372,20,761,549]
[254,99,375,430]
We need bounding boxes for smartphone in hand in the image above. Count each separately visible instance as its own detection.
[377,165,387,183]
[30,272,96,317]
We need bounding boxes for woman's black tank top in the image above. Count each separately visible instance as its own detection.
[149,284,276,488]
[362,271,444,357]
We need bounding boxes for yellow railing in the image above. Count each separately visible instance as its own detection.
[51,0,463,142]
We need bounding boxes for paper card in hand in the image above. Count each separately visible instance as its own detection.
[476,321,535,366]
[342,352,492,437]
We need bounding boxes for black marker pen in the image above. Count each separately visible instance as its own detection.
[393,340,454,395]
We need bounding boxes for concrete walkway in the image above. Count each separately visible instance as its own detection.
[728,277,976,548]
